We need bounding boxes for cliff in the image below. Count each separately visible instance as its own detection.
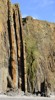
[23,16,55,95]
[0,0,55,96]
[0,0,27,93]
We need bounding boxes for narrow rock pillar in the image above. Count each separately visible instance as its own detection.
[18,7,27,92]
[8,1,18,88]
[23,41,27,92]
[13,5,22,90]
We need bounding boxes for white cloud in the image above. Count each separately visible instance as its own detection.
[32,15,39,19]
[22,14,39,19]
[22,14,28,18]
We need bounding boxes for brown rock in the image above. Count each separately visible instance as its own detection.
[0,0,25,93]
[23,17,55,94]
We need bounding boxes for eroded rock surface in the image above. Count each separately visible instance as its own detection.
[0,0,26,93]
[23,16,55,95]
[0,0,55,96]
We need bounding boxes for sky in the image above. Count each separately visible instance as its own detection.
[11,0,55,23]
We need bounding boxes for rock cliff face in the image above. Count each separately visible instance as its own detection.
[23,16,55,95]
[0,0,27,93]
[0,0,55,96]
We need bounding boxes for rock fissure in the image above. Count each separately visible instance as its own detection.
[0,0,26,92]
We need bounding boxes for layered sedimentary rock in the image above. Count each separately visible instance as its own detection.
[0,0,27,93]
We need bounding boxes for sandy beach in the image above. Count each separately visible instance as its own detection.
[0,95,55,100]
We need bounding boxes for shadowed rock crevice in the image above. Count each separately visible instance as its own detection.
[6,0,26,92]
[18,9,25,92]
[7,1,13,80]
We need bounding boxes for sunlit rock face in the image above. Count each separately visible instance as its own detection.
[0,0,26,93]
[0,0,55,96]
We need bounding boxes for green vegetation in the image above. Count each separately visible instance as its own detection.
[23,17,42,92]
[23,17,55,93]
[25,34,40,92]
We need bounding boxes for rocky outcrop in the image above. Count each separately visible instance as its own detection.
[0,0,9,92]
[23,16,55,95]
[0,0,55,96]
[0,0,27,93]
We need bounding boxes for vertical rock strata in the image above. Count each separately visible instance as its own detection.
[0,0,27,93]
[1,0,55,95]
[23,41,27,93]
[8,0,18,89]
[13,4,22,90]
